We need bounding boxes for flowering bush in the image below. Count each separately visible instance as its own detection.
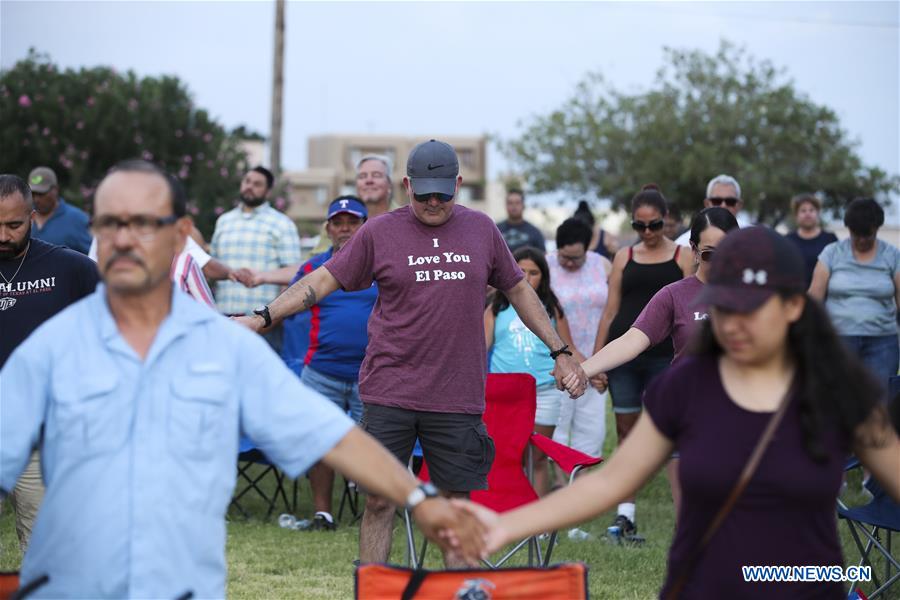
[1,50,259,236]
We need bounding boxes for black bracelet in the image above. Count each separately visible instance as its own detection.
[253,305,272,328]
[549,345,573,360]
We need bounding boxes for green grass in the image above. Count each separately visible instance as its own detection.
[0,407,892,599]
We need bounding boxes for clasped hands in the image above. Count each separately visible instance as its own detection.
[551,352,606,398]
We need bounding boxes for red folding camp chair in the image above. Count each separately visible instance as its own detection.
[406,373,603,568]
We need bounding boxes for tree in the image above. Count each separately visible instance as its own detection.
[502,42,898,225]
[0,50,261,235]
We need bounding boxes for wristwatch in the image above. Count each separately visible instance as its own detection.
[405,482,439,512]
[549,344,573,360]
[252,305,272,328]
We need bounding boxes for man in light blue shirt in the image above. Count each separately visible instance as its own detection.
[0,161,483,598]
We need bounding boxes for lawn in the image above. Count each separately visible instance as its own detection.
[0,407,887,599]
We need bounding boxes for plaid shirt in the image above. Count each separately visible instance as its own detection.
[210,202,301,315]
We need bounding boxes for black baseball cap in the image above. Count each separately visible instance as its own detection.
[696,226,806,313]
[406,139,459,197]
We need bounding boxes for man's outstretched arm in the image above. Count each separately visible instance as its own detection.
[234,265,341,332]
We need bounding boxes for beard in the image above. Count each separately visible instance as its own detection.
[0,226,31,260]
[240,194,266,208]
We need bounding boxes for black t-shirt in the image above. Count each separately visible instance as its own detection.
[785,230,838,288]
[0,238,100,367]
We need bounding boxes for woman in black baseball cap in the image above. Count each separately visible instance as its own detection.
[456,226,900,599]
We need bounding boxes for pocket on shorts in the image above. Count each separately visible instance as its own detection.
[464,422,495,477]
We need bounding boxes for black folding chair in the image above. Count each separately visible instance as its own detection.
[230,440,294,519]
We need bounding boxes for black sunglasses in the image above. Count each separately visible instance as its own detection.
[699,249,715,262]
[413,192,454,203]
[631,219,665,233]
[708,196,739,208]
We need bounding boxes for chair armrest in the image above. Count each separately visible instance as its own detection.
[530,433,603,476]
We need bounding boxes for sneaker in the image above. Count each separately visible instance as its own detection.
[606,514,645,545]
[297,513,336,532]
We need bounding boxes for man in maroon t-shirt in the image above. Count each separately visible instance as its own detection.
[238,140,587,566]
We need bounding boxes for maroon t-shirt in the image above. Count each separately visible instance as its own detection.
[644,355,847,599]
[325,205,523,414]
[632,276,706,361]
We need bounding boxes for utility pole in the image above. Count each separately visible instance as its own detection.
[269,0,285,176]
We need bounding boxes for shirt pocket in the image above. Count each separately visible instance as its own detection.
[51,375,126,457]
[168,376,230,460]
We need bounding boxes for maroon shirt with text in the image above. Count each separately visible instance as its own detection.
[325,205,523,414]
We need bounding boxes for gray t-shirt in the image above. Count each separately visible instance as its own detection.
[819,238,900,336]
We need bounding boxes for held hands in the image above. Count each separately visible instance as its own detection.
[412,497,487,566]
[552,353,588,399]
[231,314,266,333]
[229,268,260,288]
[449,499,506,559]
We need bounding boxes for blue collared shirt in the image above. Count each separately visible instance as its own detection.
[0,285,353,599]
[30,198,93,255]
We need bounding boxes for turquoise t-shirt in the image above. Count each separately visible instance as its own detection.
[819,238,900,336]
[490,305,556,387]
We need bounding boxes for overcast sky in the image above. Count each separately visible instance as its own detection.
[2,1,898,217]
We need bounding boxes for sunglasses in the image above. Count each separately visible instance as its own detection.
[631,219,664,233]
[413,192,454,203]
[708,196,739,208]
[699,249,715,262]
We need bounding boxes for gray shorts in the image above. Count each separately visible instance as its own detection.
[359,403,495,493]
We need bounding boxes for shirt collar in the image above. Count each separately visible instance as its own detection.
[239,201,271,217]
[94,283,217,361]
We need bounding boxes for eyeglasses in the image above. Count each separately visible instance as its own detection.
[708,196,740,208]
[631,219,664,233]
[558,252,586,265]
[91,214,179,240]
[413,192,454,203]
[699,249,715,262]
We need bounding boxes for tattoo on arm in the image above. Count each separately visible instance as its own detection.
[301,286,317,310]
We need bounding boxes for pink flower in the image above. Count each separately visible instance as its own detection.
[274,197,287,210]
[42,127,50,136]
[128,98,138,111]
[182,155,192,164]
[141,150,153,161]
[219,167,229,177]
[188,205,199,216]
[57,95,65,104]
[75,121,84,130]
[178,166,189,179]
[80,151,89,160]
[86,96,95,107]
[203,133,213,143]
[214,206,225,216]
[206,160,214,168]
[18,94,31,107]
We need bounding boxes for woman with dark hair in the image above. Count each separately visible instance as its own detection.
[548,218,612,463]
[566,207,739,515]
[485,247,578,495]
[460,227,900,599]
[574,199,619,260]
[809,197,900,387]
[591,184,694,539]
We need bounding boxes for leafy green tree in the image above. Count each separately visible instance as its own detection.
[0,50,262,235]
[503,42,898,225]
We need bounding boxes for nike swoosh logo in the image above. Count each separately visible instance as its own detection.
[426,164,444,171]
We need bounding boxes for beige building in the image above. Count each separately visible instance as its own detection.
[283,134,488,226]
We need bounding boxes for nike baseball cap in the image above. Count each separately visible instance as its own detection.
[28,166,58,194]
[696,226,806,313]
[406,139,459,197]
[327,195,367,220]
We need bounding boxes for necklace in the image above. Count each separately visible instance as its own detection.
[0,242,30,285]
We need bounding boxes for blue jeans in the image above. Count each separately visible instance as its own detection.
[841,334,900,393]
[300,365,363,423]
